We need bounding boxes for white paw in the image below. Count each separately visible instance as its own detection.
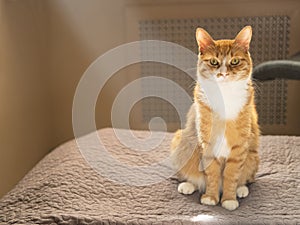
[237,186,249,198]
[178,182,196,195]
[222,200,239,211]
[201,196,217,206]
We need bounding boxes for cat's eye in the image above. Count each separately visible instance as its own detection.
[210,58,219,66]
[230,58,240,65]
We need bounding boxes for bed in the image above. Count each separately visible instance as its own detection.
[0,128,299,224]
[1,56,300,224]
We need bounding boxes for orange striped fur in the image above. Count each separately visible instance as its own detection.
[170,26,260,211]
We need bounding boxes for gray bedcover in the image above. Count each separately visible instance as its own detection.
[0,128,299,224]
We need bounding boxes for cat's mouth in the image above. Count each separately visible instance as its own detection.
[214,73,234,83]
[214,76,232,83]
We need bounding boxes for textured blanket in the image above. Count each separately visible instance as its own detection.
[0,128,299,224]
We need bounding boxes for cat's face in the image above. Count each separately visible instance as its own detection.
[196,26,253,83]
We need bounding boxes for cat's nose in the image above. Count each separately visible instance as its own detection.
[217,72,229,78]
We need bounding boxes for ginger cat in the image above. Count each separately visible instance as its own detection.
[170,26,260,211]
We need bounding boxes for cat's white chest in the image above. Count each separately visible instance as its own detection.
[194,101,231,159]
[195,78,249,159]
[212,135,230,158]
[198,78,249,120]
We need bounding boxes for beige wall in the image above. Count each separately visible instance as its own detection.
[0,0,129,198]
[45,0,127,143]
[0,0,299,198]
[0,1,54,197]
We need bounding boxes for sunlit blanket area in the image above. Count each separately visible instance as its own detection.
[0,128,299,224]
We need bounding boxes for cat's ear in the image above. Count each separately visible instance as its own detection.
[196,28,215,53]
[234,26,252,51]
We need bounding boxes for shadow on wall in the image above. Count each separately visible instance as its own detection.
[45,0,128,142]
[0,0,127,198]
[0,0,54,198]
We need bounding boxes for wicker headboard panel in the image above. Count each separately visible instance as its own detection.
[139,16,290,126]
[125,1,300,135]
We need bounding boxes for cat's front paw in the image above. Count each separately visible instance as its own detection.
[222,200,239,211]
[200,194,218,206]
[178,182,196,195]
[237,186,249,198]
